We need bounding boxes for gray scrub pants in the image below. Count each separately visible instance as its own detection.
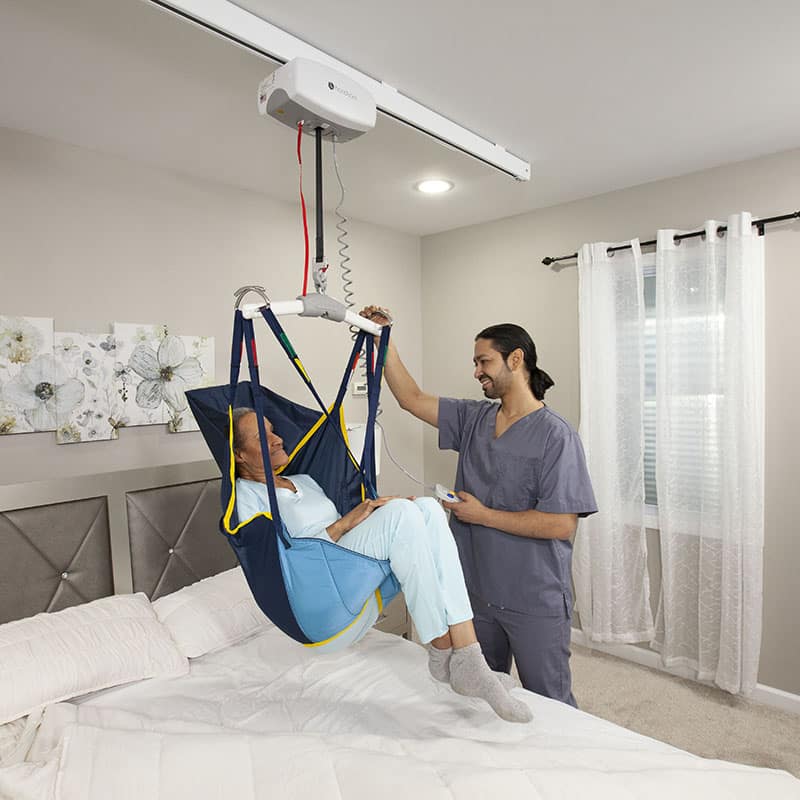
[470,594,577,708]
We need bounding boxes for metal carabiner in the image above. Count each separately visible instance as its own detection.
[233,285,270,310]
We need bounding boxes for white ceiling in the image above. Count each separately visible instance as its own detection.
[1,0,799,236]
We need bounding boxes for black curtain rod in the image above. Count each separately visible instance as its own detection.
[541,210,800,266]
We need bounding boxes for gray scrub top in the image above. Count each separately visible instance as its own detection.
[438,398,597,616]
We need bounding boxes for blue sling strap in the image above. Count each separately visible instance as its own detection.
[186,307,398,648]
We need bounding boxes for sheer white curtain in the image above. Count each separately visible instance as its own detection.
[652,213,765,694]
[574,240,654,643]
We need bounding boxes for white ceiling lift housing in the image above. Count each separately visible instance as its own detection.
[258,58,376,142]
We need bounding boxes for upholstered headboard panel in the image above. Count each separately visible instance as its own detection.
[0,461,226,624]
[0,496,112,625]
[127,478,236,600]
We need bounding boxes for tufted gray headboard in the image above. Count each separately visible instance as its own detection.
[126,479,235,599]
[0,460,236,625]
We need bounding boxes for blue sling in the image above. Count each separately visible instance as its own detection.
[186,306,399,649]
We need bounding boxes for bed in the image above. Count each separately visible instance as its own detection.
[1,465,798,799]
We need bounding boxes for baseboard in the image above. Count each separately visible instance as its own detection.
[749,683,800,716]
[571,628,800,716]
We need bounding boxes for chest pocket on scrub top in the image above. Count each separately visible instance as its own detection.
[490,452,538,511]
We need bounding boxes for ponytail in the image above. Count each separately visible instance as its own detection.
[531,367,554,401]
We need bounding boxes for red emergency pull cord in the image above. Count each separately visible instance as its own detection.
[297,122,310,296]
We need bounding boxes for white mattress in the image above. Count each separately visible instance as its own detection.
[2,627,798,799]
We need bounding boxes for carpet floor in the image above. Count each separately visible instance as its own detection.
[569,644,800,778]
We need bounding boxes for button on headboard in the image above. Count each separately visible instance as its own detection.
[0,496,112,625]
[0,460,230,623]
[126,478,236,600]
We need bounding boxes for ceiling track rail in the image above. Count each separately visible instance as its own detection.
[146,0,531,181]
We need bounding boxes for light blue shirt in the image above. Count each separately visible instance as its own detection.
[235,474,337,541]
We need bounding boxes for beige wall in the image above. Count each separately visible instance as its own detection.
[2,125,797,696]
[0,127,424,496]
[418,147,800,695]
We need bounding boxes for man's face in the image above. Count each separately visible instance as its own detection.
[473,339,514,399]
[234,413,289,472]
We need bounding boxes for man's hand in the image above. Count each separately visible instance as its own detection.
[358,305,440,428]
[444,494,578,540]
[360,305,393,326]
[443,491,489,525]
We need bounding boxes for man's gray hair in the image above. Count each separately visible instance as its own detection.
[231,407,255,452]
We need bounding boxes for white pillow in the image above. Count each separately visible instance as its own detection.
[0,593,188,726]
[152,567,273,659]
[0,717,27,765]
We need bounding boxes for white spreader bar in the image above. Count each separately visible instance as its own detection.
[240,295,383,336]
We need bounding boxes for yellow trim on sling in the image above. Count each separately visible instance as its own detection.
[275,407,332,474]
[302,588,384,648]
[340,407,363,476]
[276,405,363,482]
[338,407,366,502]
[294,358,310,382]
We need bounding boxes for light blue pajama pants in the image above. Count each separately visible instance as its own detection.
[338,497,472,643]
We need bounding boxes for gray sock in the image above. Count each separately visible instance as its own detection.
[495,671,521,690]
[426,644,452,683]
[426,645,520,690]
[449,643,533,724]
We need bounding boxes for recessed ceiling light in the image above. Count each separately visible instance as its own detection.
[414,179,454,194]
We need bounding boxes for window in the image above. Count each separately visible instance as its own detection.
[642,252,726,530]
[643,257,657,526]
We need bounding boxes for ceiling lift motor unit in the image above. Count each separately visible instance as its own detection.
[258,58,376,142]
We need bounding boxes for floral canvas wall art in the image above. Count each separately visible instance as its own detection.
[166,335,215,433]
[114,323,213,431]
[112,323,169,426]
[1,316,214,442]
[54,332,123,444]
[0,315,66,435]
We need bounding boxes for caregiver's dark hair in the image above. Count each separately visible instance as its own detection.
[476,324,554,401]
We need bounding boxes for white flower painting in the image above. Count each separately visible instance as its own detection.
[166,335,215,433]
[54,332,123,444]
[0,316,58,434]
[1,316,213,441]
[113,323,169,426]
[114,323,213,431]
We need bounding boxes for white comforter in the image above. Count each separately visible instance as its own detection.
[2,628,798,799]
